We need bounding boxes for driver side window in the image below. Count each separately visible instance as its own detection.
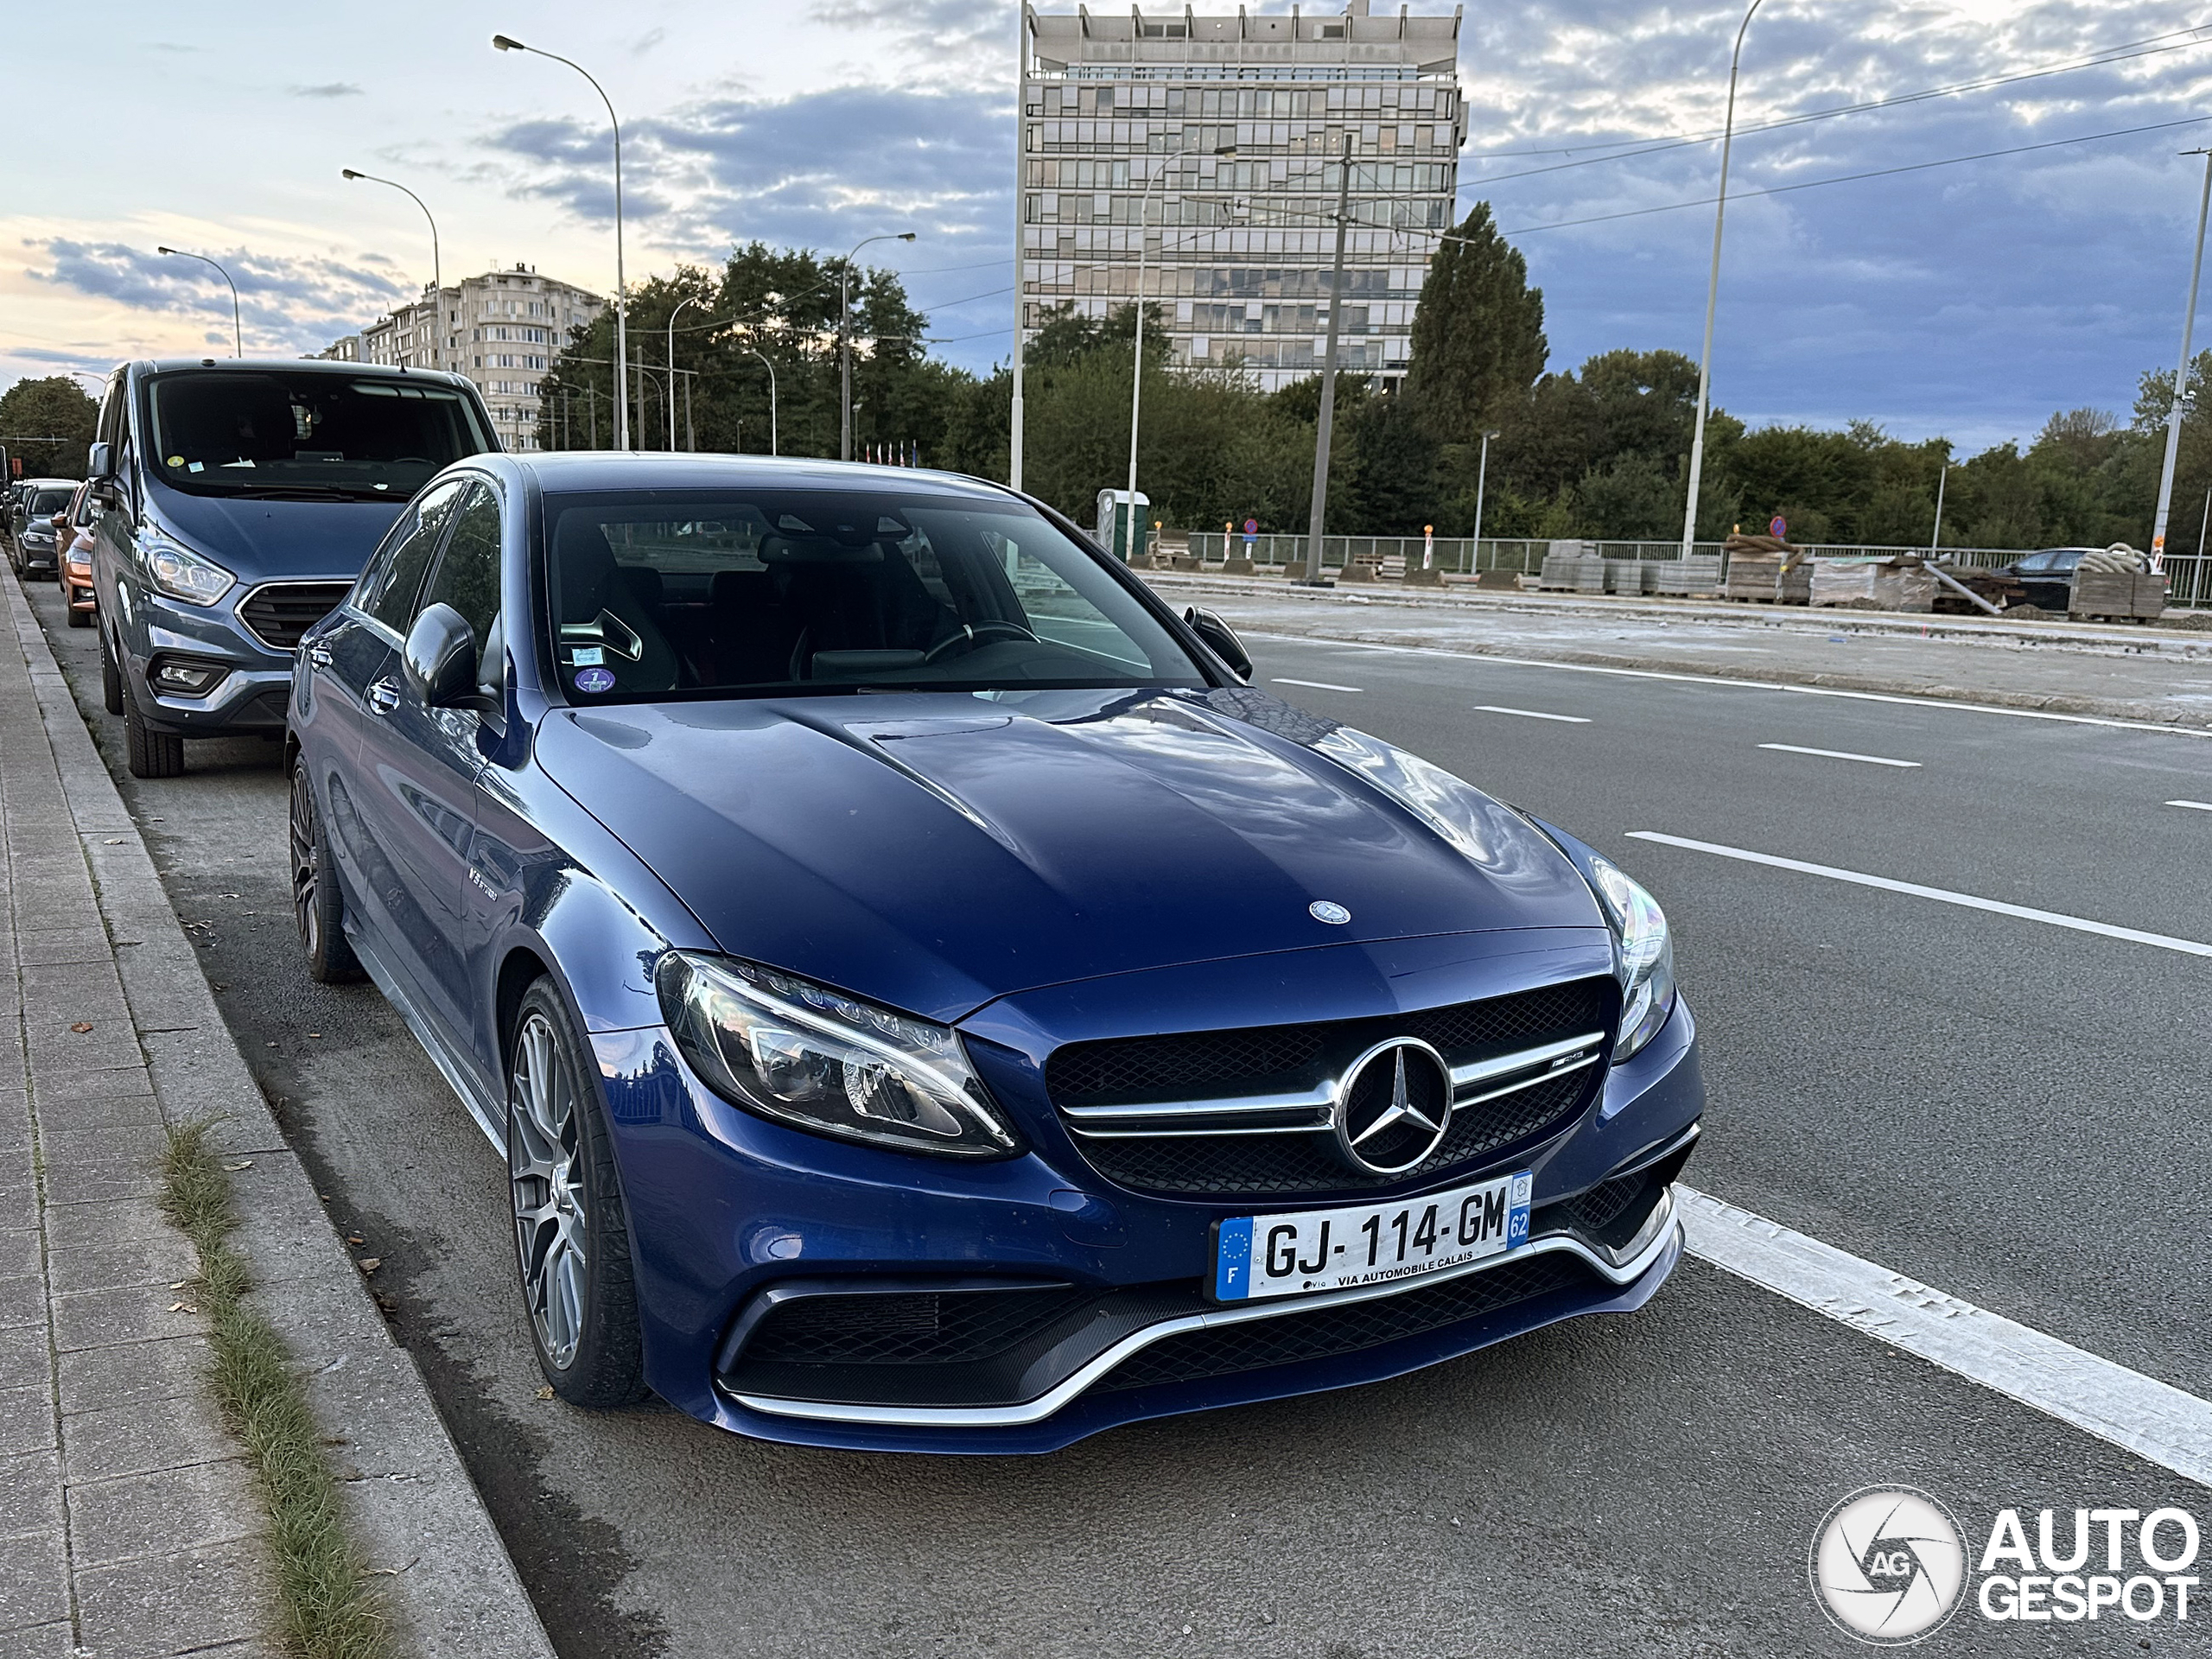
[358,478,468,635]
[416,482,502,651]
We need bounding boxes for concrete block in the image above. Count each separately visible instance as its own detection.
[73,1535,270,1657]
[0,1448,62,1532]
[62,1389,230,1484]
[52,1281,209,1356]
[57,1335,209,1416]
[67,1455,259,1567]
[0,1526,69,1636]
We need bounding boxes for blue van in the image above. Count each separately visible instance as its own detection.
[86,359,499,776]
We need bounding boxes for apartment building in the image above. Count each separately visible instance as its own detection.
[321,264,603,451]
[1020,2,1465,391]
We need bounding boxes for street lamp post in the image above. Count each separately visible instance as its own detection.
[493,34,629,450]
[744,347,779,455]
[342,168,442,372]
[1301,133,1357,585]
[1678,0,1767,563]
[2151,149,2212,575]
[1929,460,1950,556]
[667,294,702,451]
[1011,3,1030,492]
[156,247,243,357]
[1471,429,1500,572]
[841,232,916,461]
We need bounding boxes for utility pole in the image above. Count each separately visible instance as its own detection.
[2152,149,2212,575]
[1929,461,1949,556]
[1301,133,1355,586]
[1010,2,1029,492]
[841,232,916,461]
[1471,429,1499,572]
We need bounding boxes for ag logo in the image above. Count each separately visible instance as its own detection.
[1809,1487,1967,1645]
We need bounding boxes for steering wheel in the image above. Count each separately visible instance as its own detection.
[923,620,1039,663]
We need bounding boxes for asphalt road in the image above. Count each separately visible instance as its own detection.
[29,578,2212,1658]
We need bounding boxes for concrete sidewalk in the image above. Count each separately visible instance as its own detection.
[0,567,554,1659]
[1142,571,2212,728]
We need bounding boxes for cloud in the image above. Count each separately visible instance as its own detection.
[632,27,667,55]
[809,0,1006,69]
[291,81,365,99]
[26,240,414,356]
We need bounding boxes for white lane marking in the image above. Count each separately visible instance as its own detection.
[1626,830,2212,957]
[1272,677,1363,693]
[2169,799,2212,811]
[1254,632,2212,739]
[1758,742,1921,768]
[1475,704,1591,723]
[1678,1185,2212,1489]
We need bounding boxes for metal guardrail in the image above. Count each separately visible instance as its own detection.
[1172,533,2209,607]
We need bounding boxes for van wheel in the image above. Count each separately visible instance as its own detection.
[289,757,360,982]
[99,628,124,715]
[123,687,185,779]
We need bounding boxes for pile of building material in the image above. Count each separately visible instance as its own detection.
[1537,540,1600,591]
[1931,565,2023,614]
[1810,555,1937,613]
[2069,545,2166,621]
[1722,534,1812,603]
[1651,556,1723,596]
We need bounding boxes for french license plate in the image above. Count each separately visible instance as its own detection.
[1212,1171,1532,1302]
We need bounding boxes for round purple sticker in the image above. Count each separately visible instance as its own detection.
[573,667,616,694]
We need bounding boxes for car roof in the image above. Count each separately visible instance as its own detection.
[22,478,78,489]
[505,450,1020,504]
[126,357,478,393]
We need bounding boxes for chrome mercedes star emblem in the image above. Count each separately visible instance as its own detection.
[1308,899,1351,925]
[1332,1039,1454,1174]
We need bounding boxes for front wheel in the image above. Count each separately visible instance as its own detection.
[99,626,124,715]
[123,685,184,779]
[289,758,360,982]
[66,594,92,627]
[509,980,645,1407]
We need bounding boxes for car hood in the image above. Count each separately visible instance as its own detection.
[148,482,404,580]
[533,686,1606,1024]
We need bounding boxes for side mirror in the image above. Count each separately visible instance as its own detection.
[403,602,488,710]
[1184,607,1253,683]
[86,442,111,480]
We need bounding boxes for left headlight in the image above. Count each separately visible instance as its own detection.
[1586,855,1675,1064]
[655,952,1021,1160]
[140,533,236,606]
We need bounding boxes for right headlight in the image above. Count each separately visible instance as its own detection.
[655,952,1021,1159]
[1586,855,1675,1064]
[140,531,236,606]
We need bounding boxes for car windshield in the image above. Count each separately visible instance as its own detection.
[543,487,1208,701]
[147,371,493,500]
[29,488,73,515]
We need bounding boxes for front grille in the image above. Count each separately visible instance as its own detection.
[741,1287,1090,1368]
[1098,1254,1590,1391]
[1050,978,1614,1202]
[238,582,352,653]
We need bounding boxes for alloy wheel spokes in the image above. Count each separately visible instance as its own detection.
[511,1011,588,1370]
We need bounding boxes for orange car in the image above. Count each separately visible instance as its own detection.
[57,480,96,627]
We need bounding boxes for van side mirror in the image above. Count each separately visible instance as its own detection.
[404,603,493,712]
[86,442,111,480]
[1184,607,1253,683]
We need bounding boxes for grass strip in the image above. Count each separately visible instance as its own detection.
[160,1120,391,1659]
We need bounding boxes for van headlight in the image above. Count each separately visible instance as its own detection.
[1586,855,1675,1063]
[656,953,1021,1159]
[141,533,236,606]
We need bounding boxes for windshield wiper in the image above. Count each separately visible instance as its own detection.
[199,483,397,502]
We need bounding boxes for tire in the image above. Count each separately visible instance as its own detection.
[122,683,185,779]
[99,627,124,715]
[67,597,91,628]
[509,980,645,1406]
[288,757,360,982]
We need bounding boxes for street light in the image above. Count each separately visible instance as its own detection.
[1471,429,1500,569]
[156,247,243,357]
[343,168,442,373]
[1678,0,1767,563]
[666,293,702,450]
[493,33,629,450]
[744,346,779,456]
[1122,144,1235,566]
[1302,134,1357,585]
[2151,149,2212,575]
[840,232,916,461]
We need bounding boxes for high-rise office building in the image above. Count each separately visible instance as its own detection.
[1020,2,1465,391]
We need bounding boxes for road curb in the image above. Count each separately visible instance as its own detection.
[1141,574,2212,731]
[7,574,556,1659]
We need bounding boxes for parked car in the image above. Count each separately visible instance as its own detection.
[9,478,79,579]
[1994,547,2094,609]
[57,480,98,626]
[85,359,499,778]
[287,452,1704,1453]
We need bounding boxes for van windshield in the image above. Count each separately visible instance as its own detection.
[147,371,494,500]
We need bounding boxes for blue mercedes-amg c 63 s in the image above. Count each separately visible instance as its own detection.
[286,451,1704,1452]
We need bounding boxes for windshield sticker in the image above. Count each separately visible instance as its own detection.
[570,646,605,667]
[573,667,616,694]
[165,455,184,467]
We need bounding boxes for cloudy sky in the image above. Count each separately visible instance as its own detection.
[5,1,2210,449]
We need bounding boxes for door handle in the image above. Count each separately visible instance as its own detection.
[306,644,333,669]
[367,678,400,715]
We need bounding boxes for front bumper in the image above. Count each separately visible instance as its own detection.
[590,993,1704,1453]
[114,581,304,737]
[18,537,58,571]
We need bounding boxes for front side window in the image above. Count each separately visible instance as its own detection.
[541,487,1206,702]
[146,371,493,502]
[417,483,502,649]
[355,478,469,634]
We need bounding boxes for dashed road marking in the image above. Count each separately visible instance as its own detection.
[1758,742,1921,768]
[1271,677,1363,693]
[1475,705,1590,723]
[1678,1185,2212,1489]
[2168,798,2212,812]
[1626,830,2212,957]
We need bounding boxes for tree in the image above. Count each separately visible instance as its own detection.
[0,378,98,479]
[1403,202,1548,444]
